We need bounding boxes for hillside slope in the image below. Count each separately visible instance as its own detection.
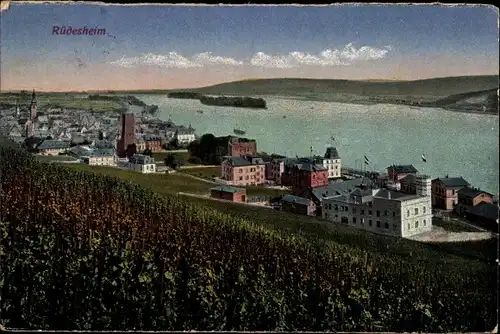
[186,75,498,99]
[424,88,498,114]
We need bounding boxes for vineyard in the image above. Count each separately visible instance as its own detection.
[0,136,496,331]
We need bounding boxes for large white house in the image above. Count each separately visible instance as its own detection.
[321,175,432,238]
[124,154,156,174]
[175,125,196,146]
[68,145,116,166]
[84,148,116,166]
[313,147,341,179]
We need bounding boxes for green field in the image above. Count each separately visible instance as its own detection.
[66,164,287,199]
[65,164,214,196]
[152,151,192,165]
[180,166,221,179]
[35,155,80,163]
[0,92,123,112]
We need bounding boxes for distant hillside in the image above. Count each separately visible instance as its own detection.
[111,75,499,114]
[186,75,498,99]
[425,89,498,114]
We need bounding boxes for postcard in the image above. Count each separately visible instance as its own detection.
[0,2,498,333]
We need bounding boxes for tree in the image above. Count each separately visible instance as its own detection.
[169,138,179,150]
[165,154,176,168]
[143,148,153,157]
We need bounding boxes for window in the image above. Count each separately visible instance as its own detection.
[393,212,396,217]
[384,211,388,216]
[360,218,364,225]
[376,210,380,217]
[376,221,381,228]
[407,210,410,217]
[328,204,332,210]
[239,176,243,180]
[345,206,349,212]
[384,222,389,229]
[393,224,397,231]
[423,206,426,213]
[353,207,357,214]
[353,217,357,224]
[415,220,419,228]
[335,205,338,211]
[361,209,365,215]
[415,208,418,215]
[423,219,426,226]
[369,220,372,226]
[407,223,410,230]
[369,210,372,215]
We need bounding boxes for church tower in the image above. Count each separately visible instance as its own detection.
[30,89,37,121]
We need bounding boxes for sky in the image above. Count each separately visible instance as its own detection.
[0,3,498,91]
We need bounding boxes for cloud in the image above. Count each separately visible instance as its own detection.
[109,52,242,68]
[249,43,392,68]
[193,52,244,66]
[109,43,392,69]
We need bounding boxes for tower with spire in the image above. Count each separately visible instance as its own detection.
[30,89,37,121]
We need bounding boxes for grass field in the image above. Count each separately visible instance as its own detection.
[152,151,192,165]
[35,155,80,163]
[65,164,287,198]
[0,93,123,112]
[180,166,221,178]
[180,166,288,198]
[62,162,495,267]
[65,164,214,196]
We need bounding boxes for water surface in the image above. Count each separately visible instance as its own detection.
[136,95,499,195]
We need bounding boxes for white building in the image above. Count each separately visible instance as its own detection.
[36,139,71,156]
[68,145,116,166]
[314,147,341,179]
[321,175,432,238]
[124,154,156,174]
[175,126,196,146]
[83,149,116,166]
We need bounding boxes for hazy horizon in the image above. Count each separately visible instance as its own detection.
[1,4,498,91]
[0,74,498,93]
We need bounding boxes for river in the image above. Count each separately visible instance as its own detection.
[134,95,499,195]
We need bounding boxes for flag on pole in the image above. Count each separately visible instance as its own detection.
[364,155,370,165]
[421,154,427,163]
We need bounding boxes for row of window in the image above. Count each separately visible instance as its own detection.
[406,206,427,217]
[238,176,262,181]
[326,204,398,217]
[433,186,456,196]
[237,167,264,173]
[327,214,397,231]
[407,219,427,230]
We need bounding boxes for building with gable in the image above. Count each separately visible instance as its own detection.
[124,154,156,174]
[321,174,433,238]
[220,155,266,186]
[431,176,470,210]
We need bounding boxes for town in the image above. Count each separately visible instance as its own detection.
[0,90,497,240]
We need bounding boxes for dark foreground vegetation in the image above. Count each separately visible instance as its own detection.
[0,136,496,331]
